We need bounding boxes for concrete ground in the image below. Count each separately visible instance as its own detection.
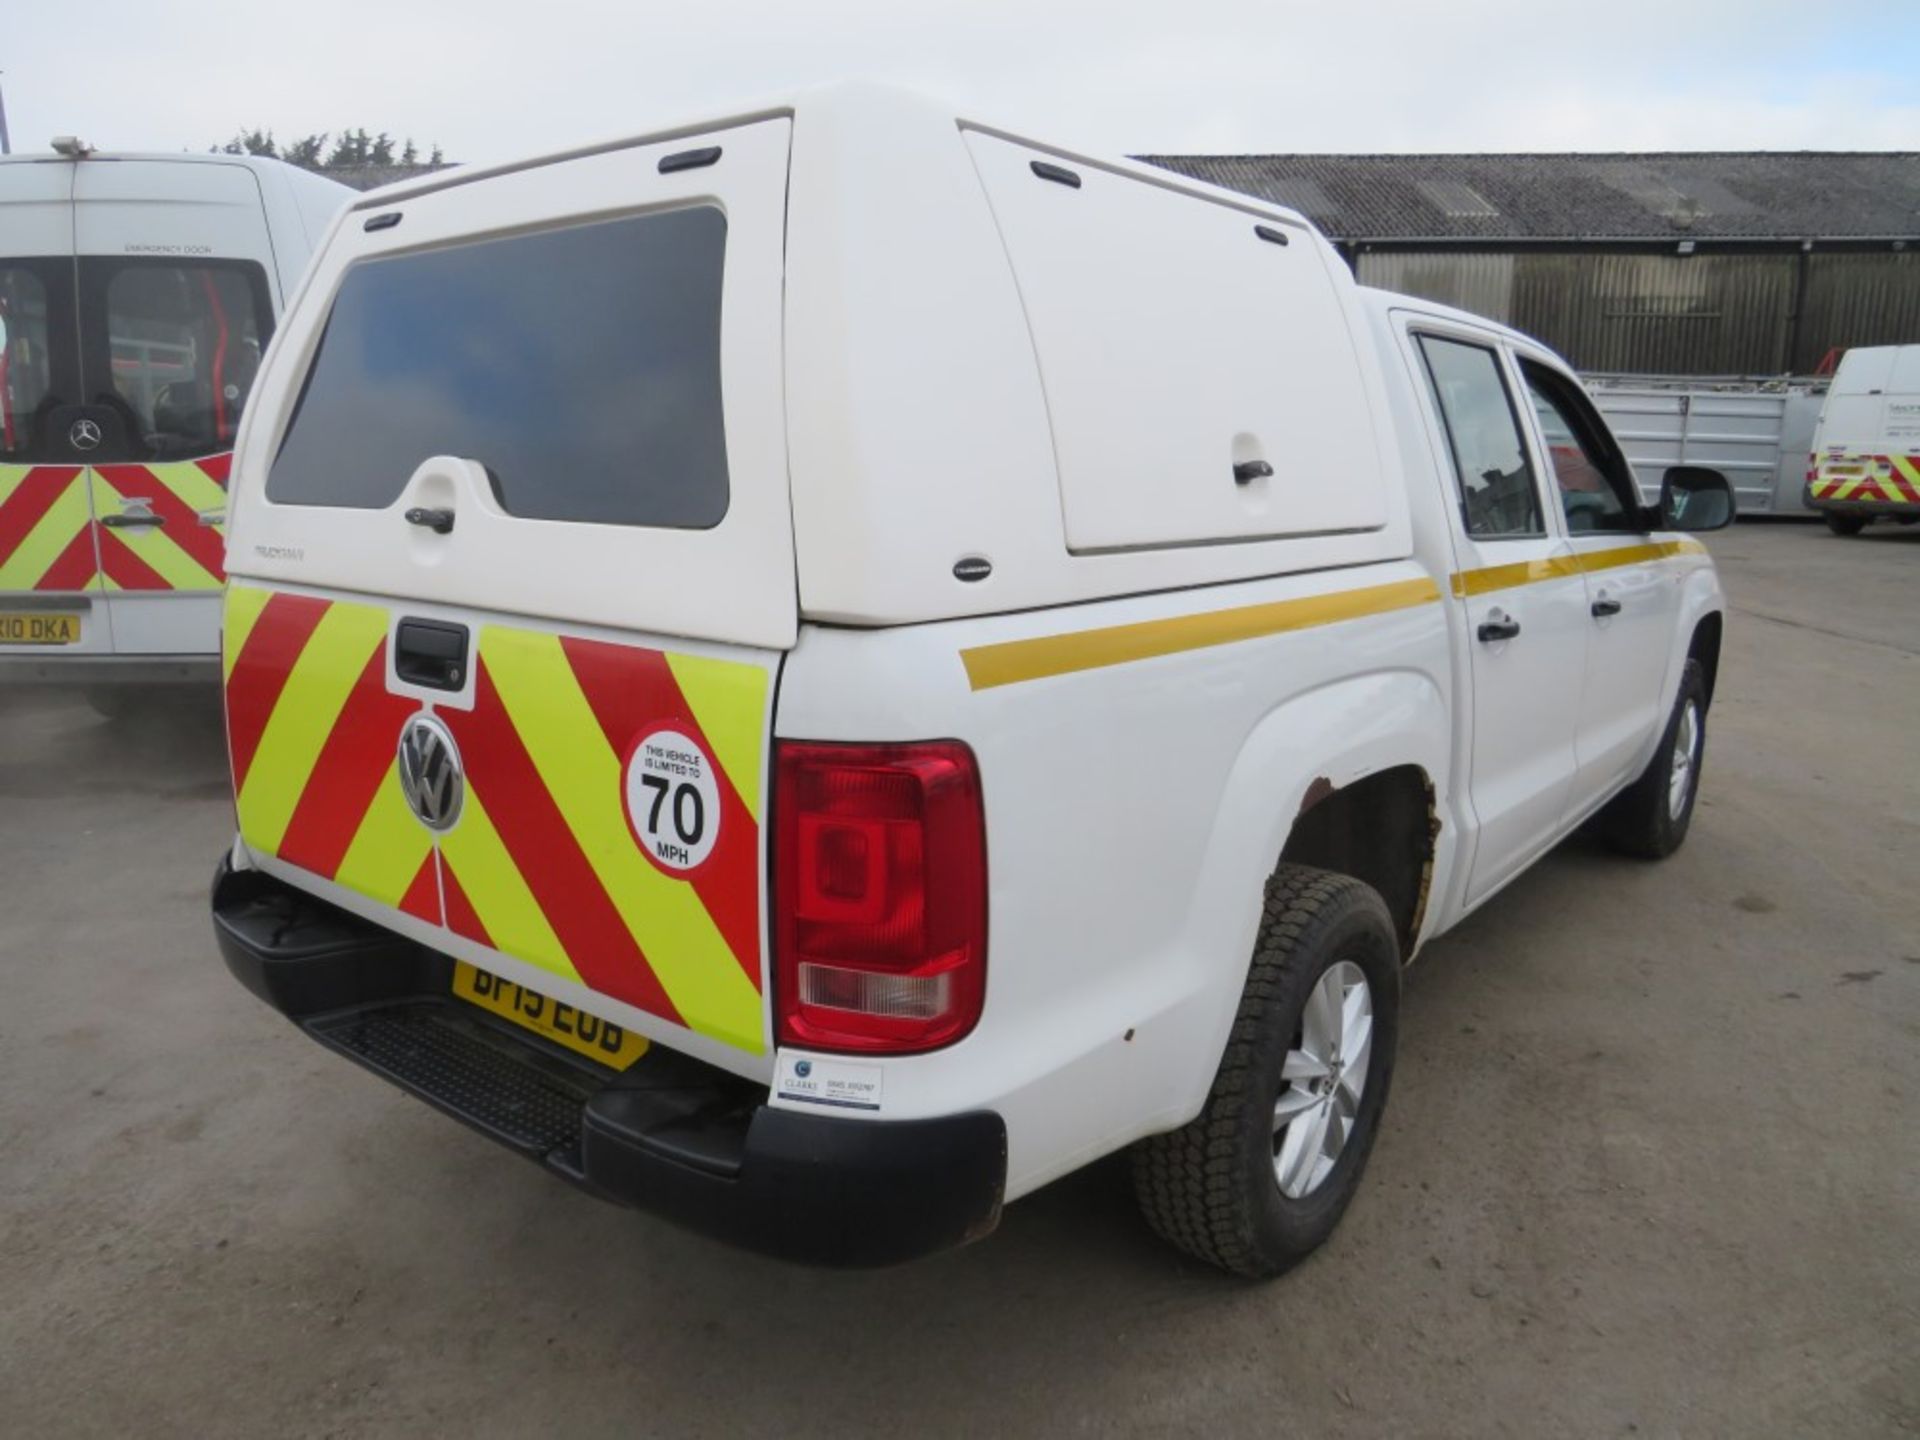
[1,520,1915,1439]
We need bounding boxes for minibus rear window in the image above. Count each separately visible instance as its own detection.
[268,206,730,528]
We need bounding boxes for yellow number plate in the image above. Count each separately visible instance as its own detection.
[0,612,80,645]
[452,961,649,1071]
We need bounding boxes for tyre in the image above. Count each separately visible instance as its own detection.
[1131,865,1400,1278]
[1823,512,1867,536]
[1600,658,1708,860]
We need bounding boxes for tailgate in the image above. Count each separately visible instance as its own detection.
[220,119,794,1073]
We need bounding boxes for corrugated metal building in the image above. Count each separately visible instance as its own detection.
[1142,152,1920,376]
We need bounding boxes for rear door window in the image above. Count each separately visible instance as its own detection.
[0,260,79,462]
[78,258,273,462]
[267,206,730,529]
[1416,335,1544,539]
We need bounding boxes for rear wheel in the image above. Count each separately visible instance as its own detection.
[1823,512,1868,536]
[1131,865,1399,1277]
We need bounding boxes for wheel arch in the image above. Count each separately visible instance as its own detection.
[1157,669,1456,1136]
[1688,608,1723,708]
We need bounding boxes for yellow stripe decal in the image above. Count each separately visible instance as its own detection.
[0,470,91,589]
[960,541,1709,692]
[333,767,435,911]
[664,651,770,822]
[961,576,1442,692]
[438,787,580,986]
[236,600,388,856]
[1450,553,1584,598]
[222,584,272,683]
[481,628,765,1051]
[1452,539,1704,598]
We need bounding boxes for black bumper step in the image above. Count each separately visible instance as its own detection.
[310,1005,592,1159]
[212,858,1007,1266]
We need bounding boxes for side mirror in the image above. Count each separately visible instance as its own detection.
[1658,466,1735,532]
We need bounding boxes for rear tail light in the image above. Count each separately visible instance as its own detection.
[773,740,986,1053]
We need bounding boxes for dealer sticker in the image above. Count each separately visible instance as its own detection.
[624,727,721,875]
[775,1053,885,1112]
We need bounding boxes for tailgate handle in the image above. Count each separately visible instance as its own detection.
[101,512,166,529]
[394,619,470,692]
[405,506,455,535]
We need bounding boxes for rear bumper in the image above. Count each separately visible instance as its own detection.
[0,652,218,685]
[1804,484,1920,520]
[210,858,1006,1267]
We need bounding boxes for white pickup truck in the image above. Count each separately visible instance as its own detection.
[209,85,1733,1276]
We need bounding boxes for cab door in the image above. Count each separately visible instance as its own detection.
[0,159,114,660]
[1518,359,1681,816]
[1409,326,1590,906]
[71,160,278,656]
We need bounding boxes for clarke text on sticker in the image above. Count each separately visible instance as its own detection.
[775,1055,884,1111]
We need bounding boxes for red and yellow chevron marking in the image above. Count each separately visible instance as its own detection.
[0,454,231,594]
[1809,453,1920,506]
[437,625,768,1052]
[222,584,771,1055]
[93,455,231,591]
[0,464,100,591]
[224,585,439,922]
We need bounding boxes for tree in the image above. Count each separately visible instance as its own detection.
[282,133,328,169]
[325,128,372,167]
[210,126,446,172]
[215,129,278,158]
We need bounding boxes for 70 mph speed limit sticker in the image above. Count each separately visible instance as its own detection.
[623,727,721,876]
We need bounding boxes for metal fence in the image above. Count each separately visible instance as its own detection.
[1583,375,1822,515]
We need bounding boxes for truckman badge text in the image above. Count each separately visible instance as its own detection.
[397,713,464,832]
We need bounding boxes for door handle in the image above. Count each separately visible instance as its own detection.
[405,506,455,535]
[1477,611,1521,643]
[101,512,166,529]
[394,618,470,691]
[1590,595,1623,618]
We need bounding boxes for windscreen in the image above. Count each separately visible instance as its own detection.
[267,206,730,528]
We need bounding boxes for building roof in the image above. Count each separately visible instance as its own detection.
[1139,152,1920,244]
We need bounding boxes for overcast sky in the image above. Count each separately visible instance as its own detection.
[5,0,1917,164]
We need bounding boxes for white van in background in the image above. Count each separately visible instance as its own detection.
[0,145,349,703]
[1806,344,1920,536]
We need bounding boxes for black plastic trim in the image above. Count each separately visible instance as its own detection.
[393,618,469,692]
[658,146,722,174]
[210,858,1007,1266]
[363,212,402,232]
[1254,223,1291,246]
[1030,160,1082,189]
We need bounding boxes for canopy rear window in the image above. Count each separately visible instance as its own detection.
[268,206,730,528]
